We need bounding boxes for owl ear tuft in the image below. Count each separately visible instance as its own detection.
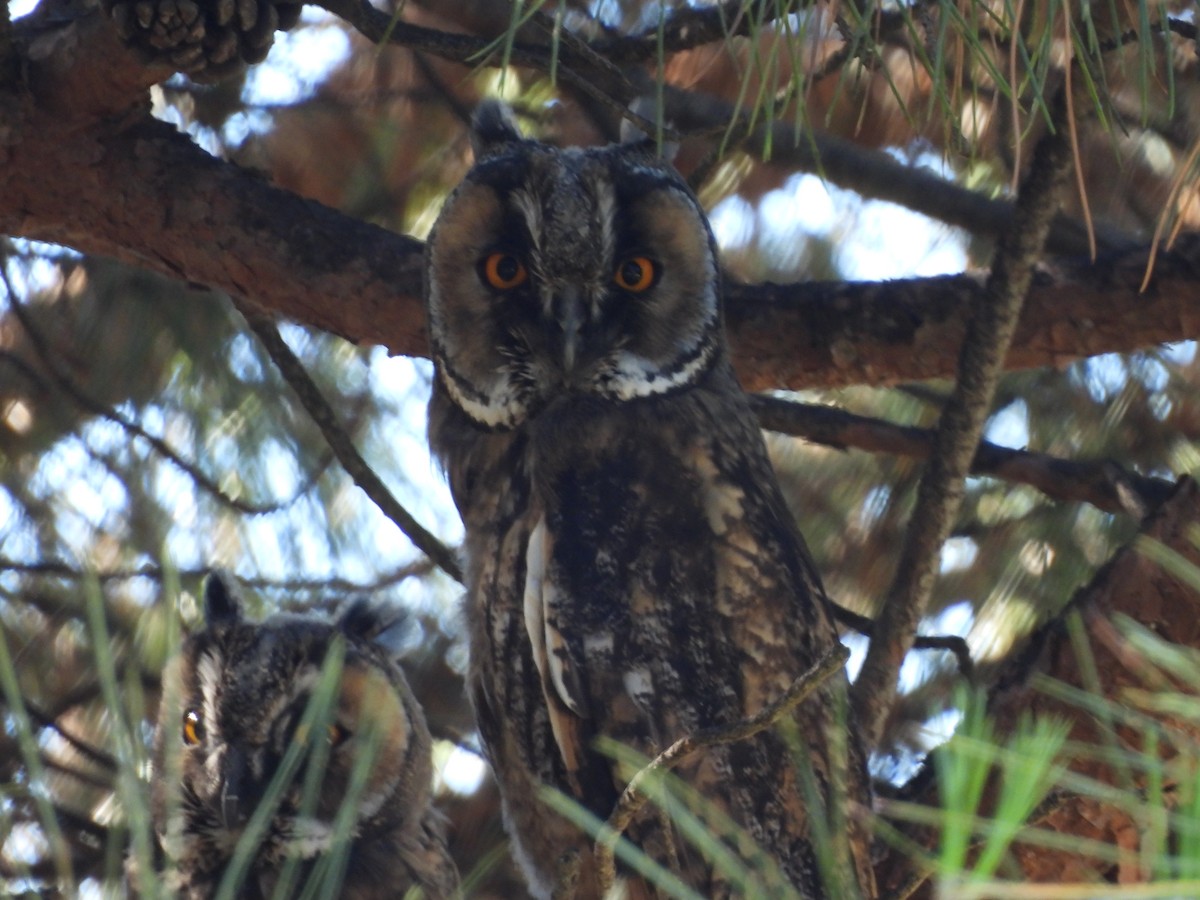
[203,572,242,625]
[339,599,412,655]
[471,101,525,159]
[338,598,392,642]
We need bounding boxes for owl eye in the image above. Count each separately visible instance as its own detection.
[614,257,656,293]
[328,722,351,748]
[482,252,528,290]
[182,709,204,746]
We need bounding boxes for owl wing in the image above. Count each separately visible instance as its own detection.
[524,515,591,784]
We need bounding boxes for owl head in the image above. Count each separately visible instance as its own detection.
[425,102,723,430]
[151,575,437,894]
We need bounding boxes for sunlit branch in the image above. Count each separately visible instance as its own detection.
[852,90,1076,747]
[237,304,464,583]
[749,395,1171,517]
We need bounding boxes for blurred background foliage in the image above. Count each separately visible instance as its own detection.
[2,0,1200,894]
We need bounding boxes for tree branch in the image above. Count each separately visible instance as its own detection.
[0,558,435,591]
[749,395,1173,517]
[0,265,308,516]
[237,304,463,582]
[852,91,1076,745]
[5,7,1200,398]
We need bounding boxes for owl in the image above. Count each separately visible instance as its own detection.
[148,574,459,899]
[425,102,875,899]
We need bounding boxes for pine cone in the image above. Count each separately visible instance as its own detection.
[102,0,304,83]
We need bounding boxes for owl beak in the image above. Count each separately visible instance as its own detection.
[555,288,585,376]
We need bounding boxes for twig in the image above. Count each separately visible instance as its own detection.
[661,86,1132,258]
[851,89,1076,747]
[236,304,464,583]
[0,557,436,592]
[0,268,312,517]
[25,702,119,772]
[749,394,1171,517]
[593,643,851,893]
[831,603,975,681]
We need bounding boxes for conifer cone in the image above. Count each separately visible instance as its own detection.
[102,0,304,82]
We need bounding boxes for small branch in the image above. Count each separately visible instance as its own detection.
[594,0,810,61]
[851,90,1076,747]
[662,87,1132,259]
[25,703,118,772]
[0,267,310,517]
[831,604,975,681]
[237,304,463,583]
[593,644,850,894]
[749,394,1172,517]
[0,558,436,592]
[312,0,635,121]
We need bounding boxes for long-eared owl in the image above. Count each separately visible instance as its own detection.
[426,102,875,898]
[149,574,459,898]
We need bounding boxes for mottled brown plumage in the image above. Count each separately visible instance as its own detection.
[149,575,459,899]
[426,102,874,898]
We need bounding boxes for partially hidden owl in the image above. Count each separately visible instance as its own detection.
[149,574,459,899]
[426,102,875,899]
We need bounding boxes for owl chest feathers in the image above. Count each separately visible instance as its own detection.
[436,368,831,759]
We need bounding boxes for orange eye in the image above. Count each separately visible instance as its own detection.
[182,710,204,746]
[614,257,656,292]
[483,252,527,290]
[328,722,350,748]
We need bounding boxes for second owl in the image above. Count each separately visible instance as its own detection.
[149,575,459,898]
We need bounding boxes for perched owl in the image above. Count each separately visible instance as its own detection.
[149,574,459,899]
[426,102,875,899]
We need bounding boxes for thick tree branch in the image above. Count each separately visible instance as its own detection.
[852,93,1076,745]
[5,6,1200,399]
